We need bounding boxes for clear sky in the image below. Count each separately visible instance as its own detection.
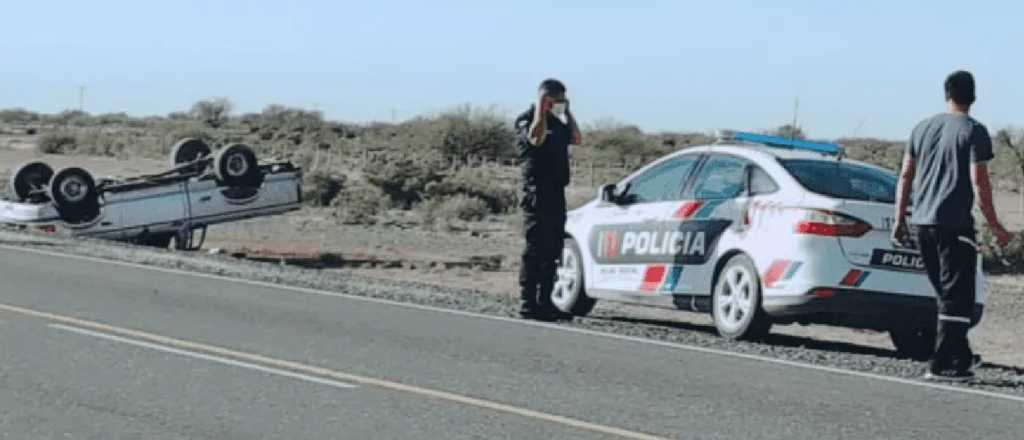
[2,0,1021,139]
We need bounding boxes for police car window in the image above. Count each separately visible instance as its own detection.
[749,166,778,195]
[690,155,747,199]
[780,159,896,203]
[625,156,700,203]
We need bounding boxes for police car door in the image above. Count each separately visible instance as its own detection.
[588,153,702,295]
[677,154,751,294]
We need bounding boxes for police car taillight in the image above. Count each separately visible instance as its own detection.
[793,209,871,237]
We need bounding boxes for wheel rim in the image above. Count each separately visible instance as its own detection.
[715,265,755,333]
[60,175,88,203]
[226,153,249,177]
[551,246,581,312]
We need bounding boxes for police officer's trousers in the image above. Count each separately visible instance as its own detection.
[915,225,977,373]
[519,186,566,312]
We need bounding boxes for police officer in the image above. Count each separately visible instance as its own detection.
[514,79,582,321]
[893,70,1012,382]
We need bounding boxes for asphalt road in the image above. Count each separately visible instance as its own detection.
[0,246,1021,440]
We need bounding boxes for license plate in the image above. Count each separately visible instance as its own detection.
[870,249,925,272]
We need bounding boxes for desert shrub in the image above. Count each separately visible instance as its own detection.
[837,137,904,171]
[419,194,491,227]
[385,106,516,163]
[424,167,517,214]
[25,128,37,135]
[37,132,78,154]
[576,121,669,166]
[303,171,346,206]
[333,183,387,225]
[980,228,1024,274]
[0,108,41,124]
[363,156,446,209]
[47,109,95,126]
[190,97,233,128]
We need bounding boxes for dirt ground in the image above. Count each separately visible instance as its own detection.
[1,135,1020,367]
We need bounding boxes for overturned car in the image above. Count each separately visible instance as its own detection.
[1,138,302,249]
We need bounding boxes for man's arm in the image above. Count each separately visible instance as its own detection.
[970,125,1011,247]
[892,153,915,245]
[972,162,1010,245]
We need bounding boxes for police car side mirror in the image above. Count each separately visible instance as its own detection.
[599,184,617,203]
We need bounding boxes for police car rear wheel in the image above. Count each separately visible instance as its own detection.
[712,254,772,341]
[551,237,597,316]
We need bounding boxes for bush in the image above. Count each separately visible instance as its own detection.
[836,138,903,171]
[363,156,446,209]
[419,194,491,227]
[424,167,517,214]
[37,132,77,154]
[980,228,1024,274]
[333,183,387,225]
[384,106,516,163]
[190,97,233,128]
[576,121,669,166]
[0,108,41,124]
[304,171,346,207]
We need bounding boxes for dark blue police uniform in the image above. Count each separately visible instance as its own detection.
[514,105,571,318]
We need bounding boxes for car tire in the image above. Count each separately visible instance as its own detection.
[48,167,100,224]
[10,161,54,202]
[550,237,597,316]
[712,254,773,340]
[214,144,260,187]
[889,324,936,361]
[170,138,212,171]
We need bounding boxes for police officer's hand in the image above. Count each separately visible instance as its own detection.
[992,223,1012,248]
[537,91,552,116]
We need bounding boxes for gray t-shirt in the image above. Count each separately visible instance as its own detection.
[905,113,994,229]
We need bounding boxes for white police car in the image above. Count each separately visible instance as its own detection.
[552,131,986,359]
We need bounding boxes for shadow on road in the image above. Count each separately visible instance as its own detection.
[590,315,900,359]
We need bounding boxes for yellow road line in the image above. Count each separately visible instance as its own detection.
[0,302,669,440]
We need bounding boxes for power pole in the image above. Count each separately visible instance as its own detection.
[78,85,86,112]
[790,97,800,141]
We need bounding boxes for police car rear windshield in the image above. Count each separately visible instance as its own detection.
[780,159,897,203]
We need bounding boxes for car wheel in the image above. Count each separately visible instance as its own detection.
[170,138,212,171]
[214,144,261,187]
[48,167,100,224]
[10,161,54,202]
[712,254,772,340]
[890,324,936,361]
[550,237,597,316]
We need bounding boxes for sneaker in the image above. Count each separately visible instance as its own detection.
[923,370,976,383]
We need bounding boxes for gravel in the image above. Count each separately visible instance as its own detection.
[3,229,1022,397]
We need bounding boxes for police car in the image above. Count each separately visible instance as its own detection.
[552,131,985,359]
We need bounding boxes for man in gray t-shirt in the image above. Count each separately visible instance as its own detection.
[893,70,1011,382]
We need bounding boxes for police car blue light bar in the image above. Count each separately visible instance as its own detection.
[717,130,842,156]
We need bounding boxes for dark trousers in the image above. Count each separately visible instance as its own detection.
[519,186,566,311]
[915,225,977,373]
